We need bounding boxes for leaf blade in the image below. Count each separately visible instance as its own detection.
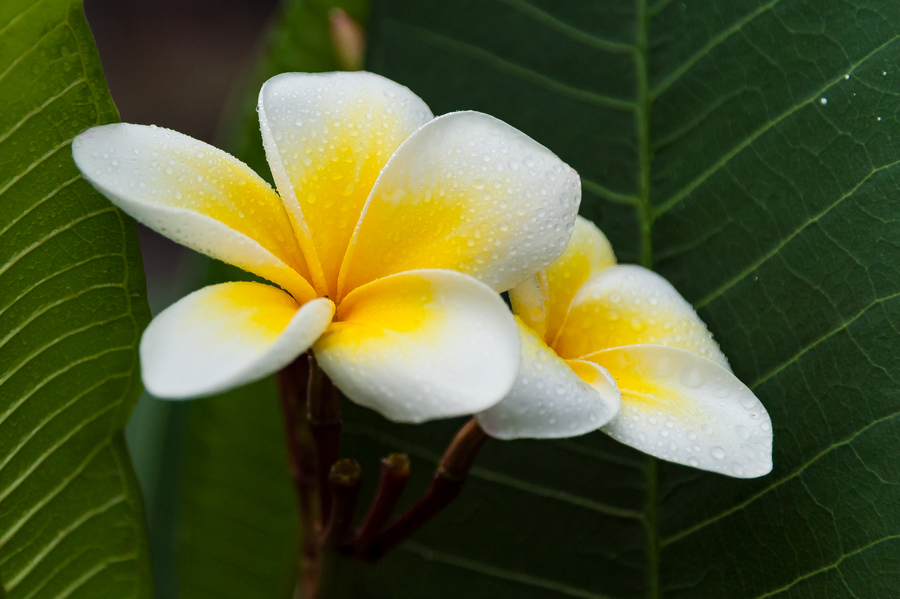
[364,0,900,597]
[0,0,152,597]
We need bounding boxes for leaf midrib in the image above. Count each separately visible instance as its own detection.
[633,0,660,597]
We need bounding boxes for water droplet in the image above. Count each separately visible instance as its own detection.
[681,367,704,389]
[688,457,700,467]
[820,97,828,105]
[710,446,726,460]
[731,462,745,476]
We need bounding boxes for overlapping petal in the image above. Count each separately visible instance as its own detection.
[338,111,581,298]
[543,216,615,343]
[73,72,592,431]
[141,282,334,399]
[258,72,433,297]
[72,124,317,303]
[477,319,619,439]
[553,264,728,367]
[313,269,519,423]
[584,345,772,478]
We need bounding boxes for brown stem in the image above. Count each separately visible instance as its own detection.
[367,419,488,561]
[307,354,342,526]
[277,355,321,597]
[323,459,363,551]
[354,454,411,557]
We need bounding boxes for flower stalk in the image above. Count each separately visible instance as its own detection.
[354,454,410,557]
[323,459,363,551]
[279,358,491,594]
[307,354,342,524]
[276,355,321,597]
[366,418,488,561]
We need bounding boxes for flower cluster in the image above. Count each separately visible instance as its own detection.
[73,72,771,478]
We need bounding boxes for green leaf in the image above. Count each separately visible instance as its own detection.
[0,0,152,597]
[172,2,365,597]
[178,369,298,599]
[355,0,900,597]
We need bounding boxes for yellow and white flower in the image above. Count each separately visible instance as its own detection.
[72,72,581,423]
[477,217,773,478]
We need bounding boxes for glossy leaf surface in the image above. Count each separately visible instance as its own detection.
[0,0,152,597]
[358,0,900,597]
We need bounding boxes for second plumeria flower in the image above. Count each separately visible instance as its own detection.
[72,72,581,423]
[477,217,772,478]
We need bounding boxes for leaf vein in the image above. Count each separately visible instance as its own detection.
[652,34,900,217]
[495,0,635,54]
[651,0,782,98]
[662,410,900,547]
[752,535,900,598]
[0,77,86,145]
[694,157,900,309]
[401,541,618,599]
[390,19,637,111]
[6,495,129,590]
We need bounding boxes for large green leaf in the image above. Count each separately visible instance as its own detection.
[0,0,152,597]
[353,0,900,597]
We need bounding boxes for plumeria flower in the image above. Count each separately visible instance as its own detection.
[477,217,773,478]
[72,72,581,423]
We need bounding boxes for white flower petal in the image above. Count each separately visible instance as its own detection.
[553,264,729,368]
[585,345,773,478]
[314,269,519,423]
[72,123,316,303]
[338,111,581,298]
[543,216,616,343]
[258,71,433,297]
[141,282,334,399]
[477,320,620,439]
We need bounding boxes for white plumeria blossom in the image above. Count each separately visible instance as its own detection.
[72,71,582,424]
[477,217,773,478]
